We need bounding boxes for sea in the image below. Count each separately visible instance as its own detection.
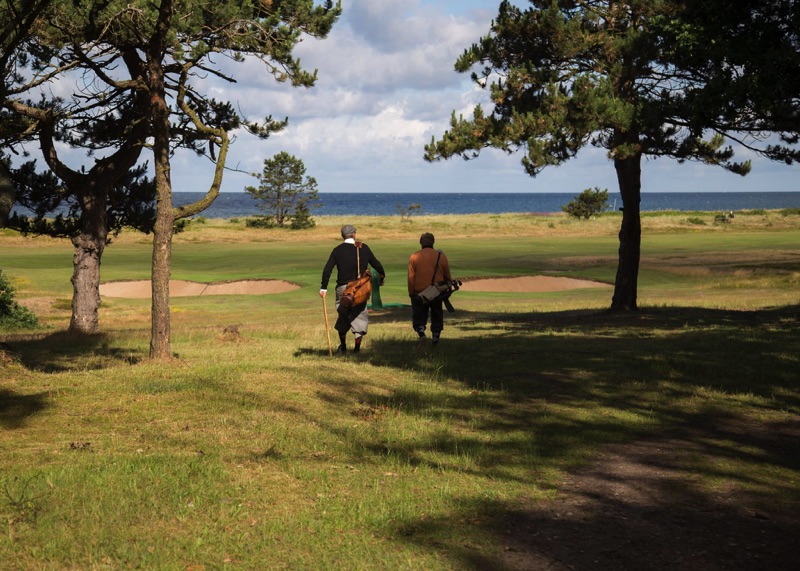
[11,191,800,219]
[172,191,800,218]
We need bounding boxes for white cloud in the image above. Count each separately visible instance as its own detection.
[188,0,520,194]
[17,0,796,196]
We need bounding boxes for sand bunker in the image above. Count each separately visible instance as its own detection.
[99,276,608,299]
[460,275,611,293]
[100,279,299,299]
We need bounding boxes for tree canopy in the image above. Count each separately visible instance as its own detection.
[426,0,800,310]
[1,0,341,353]
[245,151,320,228]
[1,0,157,333]
[122,0,341,358]
[0,0,54,225]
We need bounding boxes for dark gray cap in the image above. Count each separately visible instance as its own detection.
[341,224,357,238]
[419,232,435,247]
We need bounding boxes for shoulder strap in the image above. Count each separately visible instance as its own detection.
[430,251,441,285]
[354,242,368,277]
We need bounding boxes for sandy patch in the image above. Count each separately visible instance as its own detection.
[100,279,299,299]
[460,275,612,293]
[99,276,606,298]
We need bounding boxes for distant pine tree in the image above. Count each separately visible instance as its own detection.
[246,152,321,229]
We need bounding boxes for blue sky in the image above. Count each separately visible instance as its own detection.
[84,1,800,194]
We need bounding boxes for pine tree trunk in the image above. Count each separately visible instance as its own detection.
[149,190,173,359]
[69,194,108,334]
[148,36,175,360]
[0,161,14,227]
[611,154,642,312]
[144,0,229,358]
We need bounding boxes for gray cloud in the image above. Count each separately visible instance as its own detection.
[176,0,799,195]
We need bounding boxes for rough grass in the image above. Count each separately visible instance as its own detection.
[1,211,799,569]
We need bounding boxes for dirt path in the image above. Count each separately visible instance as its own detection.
[494,419,800,570]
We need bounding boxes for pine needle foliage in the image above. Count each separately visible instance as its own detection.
[425,0,800,311]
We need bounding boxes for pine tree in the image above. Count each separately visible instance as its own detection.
[426,0,800,311]
[246,152,321,229]
[2,0,341,356]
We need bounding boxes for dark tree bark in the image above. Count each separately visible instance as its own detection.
[0,162,14,227]
[147,0,175,359]
[149,183,174,359]
[69,188,108,333]
[37,113,146,334]
[611,154,642,312]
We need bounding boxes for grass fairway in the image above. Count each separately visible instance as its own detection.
[1,211,799,569]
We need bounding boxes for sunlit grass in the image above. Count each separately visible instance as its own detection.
[2,212,799,569]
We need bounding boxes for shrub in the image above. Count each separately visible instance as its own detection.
[562,187,609,219]
[246,215,277,228]
[714,213,732,224]
[0,270,38,328]
[290,203,316,229]
[173,219,190,234]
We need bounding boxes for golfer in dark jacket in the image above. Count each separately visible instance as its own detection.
[408,232,452,346]
[320,224,385,353]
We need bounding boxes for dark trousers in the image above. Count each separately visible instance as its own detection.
[411,296,444,337]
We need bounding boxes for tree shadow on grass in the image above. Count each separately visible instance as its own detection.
[0,332,145,428]
[0,389,50,429]
[341,304,800,569]
[1,331,144,373]
[296,305,799,487]
[400,420,800,570]
[368,304,799,406]
[303,305,800,470]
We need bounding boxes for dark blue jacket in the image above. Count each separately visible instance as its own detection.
[321,241,384,289]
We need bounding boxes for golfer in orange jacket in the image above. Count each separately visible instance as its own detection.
[408,232,452,345]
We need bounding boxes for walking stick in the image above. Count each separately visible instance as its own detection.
[322,295,333,356]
